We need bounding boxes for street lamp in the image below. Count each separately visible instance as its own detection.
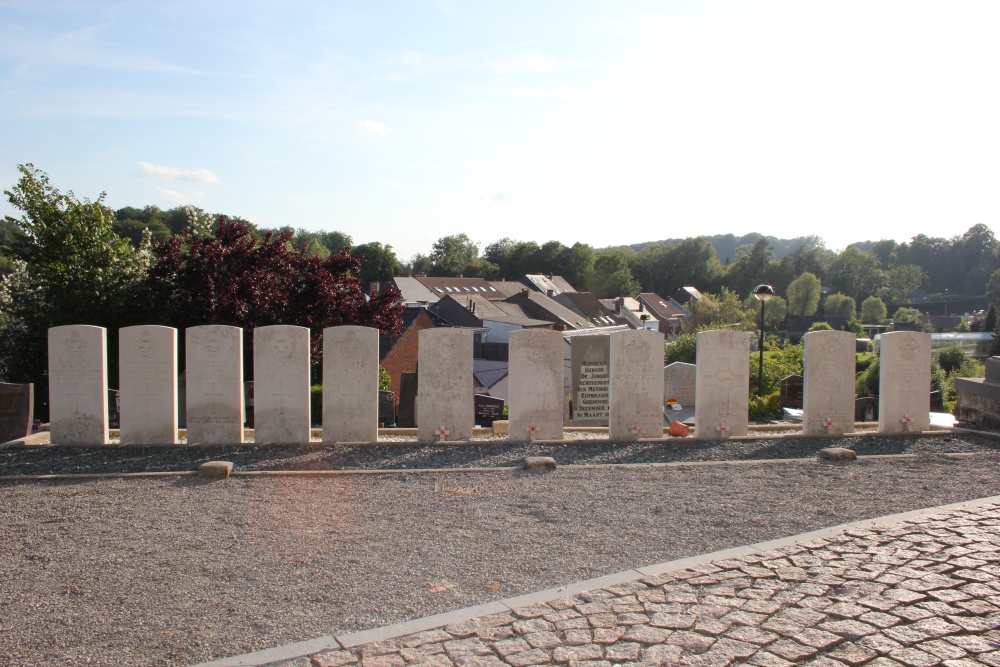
[753,284,775,397]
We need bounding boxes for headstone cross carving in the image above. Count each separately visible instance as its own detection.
[632,425,645,437]
[823,417,834,431]
[435,425,449,441]
[526,424,538,440]
[717,423,729,437]
[901,414,913,430]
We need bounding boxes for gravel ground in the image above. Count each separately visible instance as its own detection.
[1,447,1000,667]
[1,432,997,476]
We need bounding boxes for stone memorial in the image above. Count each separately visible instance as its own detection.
[255,325,310,443]
[474,394,505,427]
[802,329,856,436]
[609,329,665,440]
[186,325,244,444]
[244,381,254,428]
[878,331,931,433]
[779,375,803,411]
[855,396,879,422]
[695,330,750,437]
[378,390,396,427]
[397,372,417,428]
[324,325,379,443]
[119,325,178,445]
[108,389,120,429]
[663,362,696,406]
[571,334,610,426]
[0,382,33,443]
[48,325,109,445]
[417,328,473,441]
[955,356,1000,430]
[508,328,564,441]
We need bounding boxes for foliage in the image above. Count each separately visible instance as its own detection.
[828,246,885,304]
[723,239,776,297]
[885,264,927,303]
[379,364,391,392]
[844,317,864,336]
[429,233,481,276]
[943,357,986,412]
[856,356,880,397]
[936,346,968,375]
[743,294,788,329]
[824,293,856,318]
[685,289,754,332]
[993,315,1000,356]
[632,238,723,297]
[748,392,781,422]
[860,296,888,324]
[311,385,323,425]
[147,218,403,362]
[808,321,833,332]
[749,340,803,398]
[855,354,874,374]
[786,272,821,315]
[891,307,922,327]
[584,248,640,298]
[664,333,697,365]
[987,268,1000,306]
[352,242,400,287]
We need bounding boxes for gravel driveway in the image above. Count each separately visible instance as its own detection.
[2,437,1000,666]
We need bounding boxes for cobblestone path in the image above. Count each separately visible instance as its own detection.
[305,503,1000,667]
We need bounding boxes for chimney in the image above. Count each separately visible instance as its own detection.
[546,289,554,297]
[616,296,623,313]
[520,288,530,297]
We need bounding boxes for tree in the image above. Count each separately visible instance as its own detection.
[723,239,776,296]
[685,289,754,332]
[584,249,639,298]
[147,218,402,363]
[844,317,864,336]
[986,269,1000,306]
[664,333,696,365]
[936,346,968,375]
[786,272,821,315]
[891,307,922,327]
[0,164,153,415]
[824,293,856,318]
[860,296,888,324]
[428,233,479,276]
[808,322,833,332]
[743,294,787,329]
[885,264,926,304]
[828,246,885,304]
[352,242,400,287]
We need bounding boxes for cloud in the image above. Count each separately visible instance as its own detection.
[490,192,508,203]
[354,119,393,136]
[138,161,220,184]
[155,187,205,204]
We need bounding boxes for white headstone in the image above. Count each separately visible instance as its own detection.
[878,331,931,433]
[254,325,311,443]
[695,330,750,437]
[508,328,564,442]
[802,329,856,436]
[119,326,178,444]
[417,328,473,442]
[609,329,665,440]
[48,325,108,445]
[323,325,379,443]
[185,325,244,444]
[663,362,696,406]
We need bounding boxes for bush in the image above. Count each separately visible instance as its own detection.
[856,357,880,397]
[749,392,781,422]
[855,355,873,374]
[664,333,697,365]
[808,321,833,332]
[936,346,968,375]
[311,385,322,426]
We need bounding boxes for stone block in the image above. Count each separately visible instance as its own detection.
[199,460,233,478]
[609,329,665,441]
[186,325,244,444]
[818,447,857,462]
[324,325,380,443]
[522,456,556,471]
[695,330,750,437]
[509,328,563,441]
[48,325,108,445]
[0,382,33,443]
[255,325,311,443]
[663,362,696,407]
[878,331,931,433]
[492,420,509,436]
[417,328,474,442]
[803,330,857,436]
[119,326,178,444]
[571,334,610,426]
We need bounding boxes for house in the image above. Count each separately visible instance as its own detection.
[378,306,440,404]
[670,286,703,307]
[386,275,503,307]
[636,293,690,334]
[554,291,627,328]
[522,274,577,296]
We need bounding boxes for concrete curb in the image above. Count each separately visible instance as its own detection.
[189,493,1000,667]
[0,451,979,484]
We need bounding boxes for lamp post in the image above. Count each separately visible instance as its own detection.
[753,284,775,397]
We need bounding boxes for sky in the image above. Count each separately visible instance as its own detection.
[1,0,999,262]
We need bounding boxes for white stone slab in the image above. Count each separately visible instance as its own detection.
[48,325,108,445]
[664,362,696,407]
[254,325,311,443]
[571,334,610,425]
[878,331,931,433]
[417,328,473,442]
[185,325,244,444]
[508,328,564,442]
[119,326,178,444]
[695,330,750,437]
[609,329,665,440]
[802,330,857,436]
[323,325,379,443]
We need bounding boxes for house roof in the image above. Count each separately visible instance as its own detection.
[504,290,595,330]
[670,286,703,304]
[487,280,528,298]
[637,293,690,322]
[523,274,577,295]
[554,292,622,327]
[561,325,631,339]
[391,276,440,305]
[598,299,644,330]
[413,276,499,297]
[430,294,552,329]
[378,306,436,361]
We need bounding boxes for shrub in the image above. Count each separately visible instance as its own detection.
[664,333,697,365]
[749,392,781,422]
[936,346,968,375]
[808,321,833,332]
[311,385,322,426]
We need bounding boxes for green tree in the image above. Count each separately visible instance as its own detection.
[685,289,754,332]
[828,246,885,303]
[824,293,856,318]
[723,239,776,297]
[743,294,787,329]
[584,249,639,298]
[808,321,833,332]
[562,242,597,288]
[786,272,821,315]
[891,307,922,327]
[860,296,888,324]
[936,346,968,375]
[844,317,864,336]
[885,264,926,304]
[986,269,1000,306]
[430,233,479,276]
[664,333,696,364]
[352,242,400,287]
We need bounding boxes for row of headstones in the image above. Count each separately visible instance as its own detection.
[46,324,932,445]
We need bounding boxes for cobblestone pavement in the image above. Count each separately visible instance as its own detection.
[299,502,1000,667]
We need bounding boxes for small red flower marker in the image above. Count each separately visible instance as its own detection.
[526,424,538,439]
[901,414,913,430]
[823,417,834,430]
[717,423,729,437]
[632,426,645,437]
[435,425,449,440]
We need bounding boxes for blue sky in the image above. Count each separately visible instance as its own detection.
[1,0,999,261]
